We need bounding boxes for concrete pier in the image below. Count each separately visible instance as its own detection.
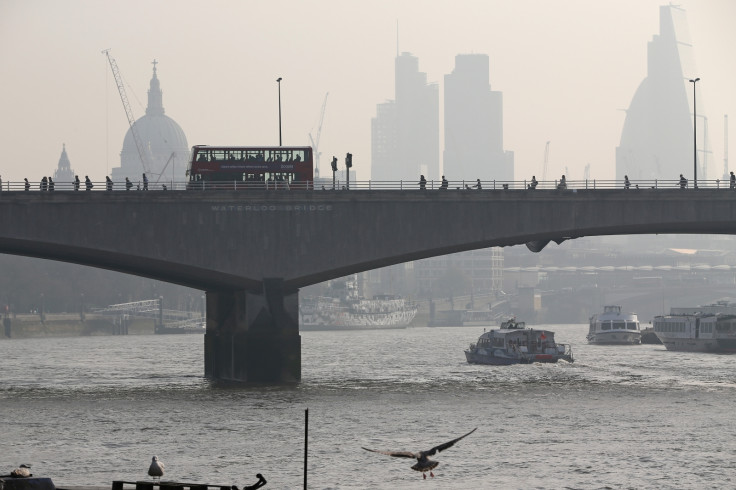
[204,279,300,383]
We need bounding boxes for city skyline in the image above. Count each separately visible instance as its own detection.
[1,0,734,184]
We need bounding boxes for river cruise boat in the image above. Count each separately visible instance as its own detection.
[653,305,736,353]
[464,318,574,365]
[299,275,418,331]
[587,305,641,344]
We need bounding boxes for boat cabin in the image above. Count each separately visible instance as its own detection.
[474,327,556,355]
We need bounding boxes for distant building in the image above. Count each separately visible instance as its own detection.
[371,52,439,183]
[52,144,75,185]
[616,5,707,182]
[444,54,514,182]
[110,61,189,186]
[414,248,504,297]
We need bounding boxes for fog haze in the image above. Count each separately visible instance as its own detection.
[1,0,734,183]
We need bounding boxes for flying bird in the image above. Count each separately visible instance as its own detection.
[10,464,32,478]
[362,428,477,479]
[148,456,164,481]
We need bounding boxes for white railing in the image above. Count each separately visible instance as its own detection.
[0,178,733,192]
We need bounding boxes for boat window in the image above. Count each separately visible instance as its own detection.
[613,321,626,330]
[627,322,639,330]
[601,322,611,330]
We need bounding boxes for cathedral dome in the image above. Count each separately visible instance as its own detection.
[110,61,190,184]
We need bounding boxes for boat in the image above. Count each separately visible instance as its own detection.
[461,310,500,326]
[299,275,418,331]
[464,318,574,365]
[652,303,736,352]
[428,309,500,327]
[587,305,641,344]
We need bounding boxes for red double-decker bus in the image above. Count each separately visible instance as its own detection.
[186,145,313,189]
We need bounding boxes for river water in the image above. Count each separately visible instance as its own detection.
[1,324,735,489]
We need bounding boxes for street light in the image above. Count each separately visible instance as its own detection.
[276,77,283,146]
[689,77,700,188]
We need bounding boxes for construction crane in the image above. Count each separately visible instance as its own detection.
[309,92,328,178]
[154,152,176,186]
[542,141,550,181]
[724,114,729,181]
[102,49,151,175]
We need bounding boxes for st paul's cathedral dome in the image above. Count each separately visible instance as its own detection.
[110,61,189,185]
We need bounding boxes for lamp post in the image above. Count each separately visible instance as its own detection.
[276,77,283,146]
[689,77,700,187]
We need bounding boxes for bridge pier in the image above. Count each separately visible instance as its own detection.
[204,279,301,383]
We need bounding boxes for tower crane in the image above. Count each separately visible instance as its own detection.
[309,92,329,178]
[542,141,550,181]
[102,49,151,175]
[724,114,729,181]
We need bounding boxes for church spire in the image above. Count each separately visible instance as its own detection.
[146,59,165,116]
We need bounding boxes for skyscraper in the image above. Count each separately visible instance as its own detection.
[372,52,439,182]
[616,5,704,181]
[444,54,513,182]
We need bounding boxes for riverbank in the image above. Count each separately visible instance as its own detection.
[1,314,156,338]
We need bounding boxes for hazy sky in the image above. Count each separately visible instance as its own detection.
[1,0,734,183]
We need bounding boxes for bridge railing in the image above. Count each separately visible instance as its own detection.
[1,178,733,192]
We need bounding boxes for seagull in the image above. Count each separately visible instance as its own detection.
[10,464,32,478]
[148,456,164,482]
[362,428,477,479]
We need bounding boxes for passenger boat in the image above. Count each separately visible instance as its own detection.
[652,303,736,352]
[299,275,418,331]
[587,305,641,344]
[460,309,499,326]
[464,318,574,365]
[428,309,499,327]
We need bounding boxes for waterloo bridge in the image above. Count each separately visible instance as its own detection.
[2,180,735,382]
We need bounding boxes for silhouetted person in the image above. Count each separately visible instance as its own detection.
[0,175,2,192]
[529,175,538,189]
[142,173,149,190]
[162,184,167,191]
[624,175,630,189]
[730,171,735,189]
[474,179,482,190]
[125,177,133,191]
[440,175,448,190]
[106,176,113,191]
[48,177,54,191]
[419,175,426,190]
[557,174,567,190]
[24,178,30,191]
[40,176,47,191]
[74,175,80,191]
[85,176,93,191]
[679,174,687,189]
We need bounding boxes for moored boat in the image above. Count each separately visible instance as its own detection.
[653,304,736,353]
[587,305,641,345]
[299,275,418,331]
[464,318,574,365]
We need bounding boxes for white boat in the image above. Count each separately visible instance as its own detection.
[299,275,418,331]
[464,318,574,365]
[653,303,736,353]
[460,310,500,326]
[587,305,641,345]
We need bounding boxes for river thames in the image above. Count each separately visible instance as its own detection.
[1,324,735,489]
